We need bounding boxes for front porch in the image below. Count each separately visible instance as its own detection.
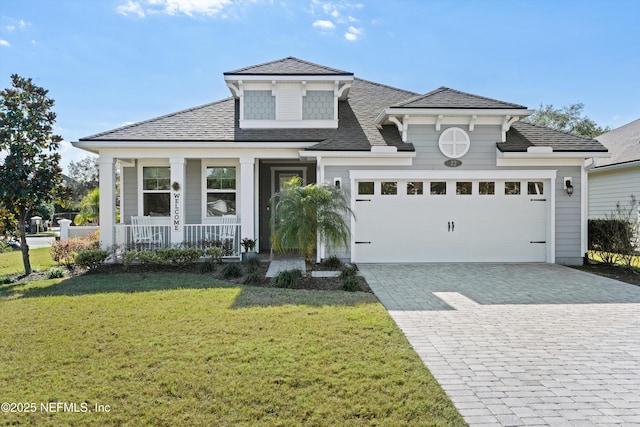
[96,152,317,257]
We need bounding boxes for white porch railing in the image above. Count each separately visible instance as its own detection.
[115,224,172,251]
[184,223,241,257]
[112,223,241,257]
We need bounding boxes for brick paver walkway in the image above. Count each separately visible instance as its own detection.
[359,264,640,426]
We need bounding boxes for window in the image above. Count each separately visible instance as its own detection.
[438,127,471,159]
[479,182,495,195]
[407,182,423,195]
[505,181,521,195]
[358,182,374,195]
[206,167,236,217]
[528,181,544,195]
[142,167,170,216]
[430,182,447,195]
[456,182,472,195]
[381,182,397,195]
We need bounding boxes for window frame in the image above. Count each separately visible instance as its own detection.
[137,160,171,218]
[201,160,240,222]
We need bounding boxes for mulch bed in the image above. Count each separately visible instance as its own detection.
[88,260,373,293]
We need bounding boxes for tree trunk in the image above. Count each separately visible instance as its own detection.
[18,213,32,275]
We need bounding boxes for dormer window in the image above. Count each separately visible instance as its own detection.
[228,80,349,129]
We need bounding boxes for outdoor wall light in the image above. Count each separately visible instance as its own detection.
[564,177,574,196]
[334,178,342,188]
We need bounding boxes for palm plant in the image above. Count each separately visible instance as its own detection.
[74,188,100,225]
[270,177,353,263]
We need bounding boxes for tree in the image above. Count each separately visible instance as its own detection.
[74,188,100,225]
[0,74,68,274]
[270,177,353,263]
[526,103,610,138]
[68,155,98,201]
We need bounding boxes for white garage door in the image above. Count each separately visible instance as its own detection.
[353,179,549,263]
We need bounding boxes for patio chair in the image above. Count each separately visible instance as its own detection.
[131,216,164,248]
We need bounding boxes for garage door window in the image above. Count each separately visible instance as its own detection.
[479,181,495,195]
[505,181,521,195]
[407,182,423,195]
[528,181,544,195]
[456,182,472,195]
[430,182,446,195]
[381,182,397,195]
[358,182,374,195]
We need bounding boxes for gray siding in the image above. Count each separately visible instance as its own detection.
[122,165,138,223]
[324,125,584,265]
[588,167,640,221]
[185,159,201,224]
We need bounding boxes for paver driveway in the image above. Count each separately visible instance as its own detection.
[359,264,640,426]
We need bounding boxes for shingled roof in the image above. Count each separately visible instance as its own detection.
[498,121,608,152]
[223,56,353,76]
[594,118,640,167]
[392,87,527,109]
[79,77,417,151]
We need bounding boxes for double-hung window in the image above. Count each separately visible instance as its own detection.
[142,167,170,216]
[206,167,236,217]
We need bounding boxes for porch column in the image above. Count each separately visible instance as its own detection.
[170,157,186,246]
[98,155,115,250]
[240,156,256,248]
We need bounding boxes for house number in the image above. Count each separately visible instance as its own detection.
[444,159,462,167]
[173,192,181,231]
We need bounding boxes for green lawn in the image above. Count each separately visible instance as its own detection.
[0,272,465,426]
[0,247,56,276]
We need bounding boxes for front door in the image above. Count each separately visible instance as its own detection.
[258,161,316,251]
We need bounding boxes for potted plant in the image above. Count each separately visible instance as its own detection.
[241,237,258,264]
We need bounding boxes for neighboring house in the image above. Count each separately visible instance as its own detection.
[73,57,608,265]
[589,118,640,222]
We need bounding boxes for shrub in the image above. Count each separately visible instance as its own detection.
[155,248,203,265]
[244,270,262,285]
[205,246,224,264]
[123,250,138,267]
[340,264,358,279]
[0,276,15,285]
[321,255,343,269]
[0,241,12,253]
[45,267,66,279]
[342,276,360,292]
[273,269,303,288]
[50,235,99,267]
[244,256,261,272]
[221,263,243,279]
[75,249,110,270]
[198,260,216,273]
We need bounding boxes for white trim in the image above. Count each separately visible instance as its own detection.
[438,127,471,159]
[376,108,533,124]
[581,164,588,256]
[239,119,338,129]
[589,159,640,174]
[298,150,415,159]
[498,150,611,159]
[224,75,354,83]
[270,166,307,194]
[73,141,318,151]
[349,169,557,180]
[497,157,587,167]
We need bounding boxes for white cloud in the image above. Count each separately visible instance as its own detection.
[116,0,237,18]
[344,25,361,41]
[5,25,16,32]
[0,39,10,47]
[313,19,335,30]
[117,0,146,17]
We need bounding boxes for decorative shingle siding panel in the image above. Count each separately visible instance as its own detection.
[244,90,275,120]
[303,91,334,120]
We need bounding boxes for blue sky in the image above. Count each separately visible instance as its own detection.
[1,0,639,172]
